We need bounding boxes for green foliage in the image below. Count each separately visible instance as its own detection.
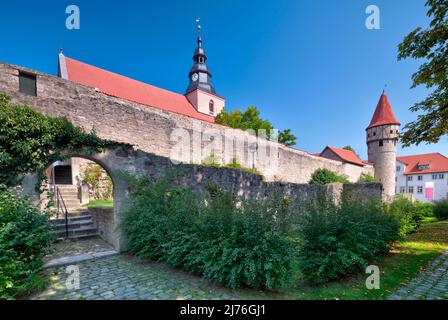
[201,154,221,167]
[398,0,448,146]
[358,173,376,183]
[81,164,113,200]
[387,196,431,237]
[278,129,297,147]
[297,195,399,285]
[0,94,119,188]
[200,156,261,175]
[121,173,295,290]
[433,198,448,220]
[215,106,297,146]
[308,168,350,185]
[0,185,52,299]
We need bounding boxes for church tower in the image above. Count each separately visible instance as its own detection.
[185,19,225,117]
[366,91,400,200]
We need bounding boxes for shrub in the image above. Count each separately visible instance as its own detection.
[121,173,295,290]
[309,168,349,185]
[297,194,399,285]
[0,186,52,299]
[358,173,376,183]
[387,196,428,237]
[434,198,448,220]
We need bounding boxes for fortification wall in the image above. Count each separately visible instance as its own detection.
[0,62,374,184]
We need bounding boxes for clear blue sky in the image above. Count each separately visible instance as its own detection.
[1,0,446,159]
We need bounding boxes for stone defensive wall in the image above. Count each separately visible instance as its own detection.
[0,61,374,184]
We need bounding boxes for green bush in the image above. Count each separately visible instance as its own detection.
[387,196,429,236]
[0,186,52,299]
[121,174,295,290]
[358,173,376,183]
[309,168,349,185]
[434,198,448,220]
[297,194,399,285]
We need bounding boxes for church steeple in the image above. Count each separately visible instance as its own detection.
[186,19,216,95]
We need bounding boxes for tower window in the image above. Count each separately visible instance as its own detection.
[19,72,37,96]
[379,140,383,147]
[390,130,393,134]
[373,132,376,136]
[209,100,214,115]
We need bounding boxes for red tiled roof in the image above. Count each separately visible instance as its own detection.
[321,146,366,166]
[62,56,215,123]
[367,92,400,129]
[397,153,448,175]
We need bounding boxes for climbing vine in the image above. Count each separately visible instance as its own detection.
[0,94,122,188]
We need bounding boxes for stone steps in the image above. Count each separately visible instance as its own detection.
[51,213,98,240]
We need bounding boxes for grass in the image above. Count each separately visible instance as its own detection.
[86,199,113,207]
[239,220,448,300]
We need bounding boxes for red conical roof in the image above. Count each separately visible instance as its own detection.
[367,92,400,129]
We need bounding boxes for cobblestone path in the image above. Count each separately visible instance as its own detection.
[389,252,448,300]
[32,254,243,300]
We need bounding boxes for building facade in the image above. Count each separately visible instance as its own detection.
[396,153,448,202]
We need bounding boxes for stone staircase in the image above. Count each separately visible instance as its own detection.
[56,185,82,212]
[50,210,99,240]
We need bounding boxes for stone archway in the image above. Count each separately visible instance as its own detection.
[21,146,136,253]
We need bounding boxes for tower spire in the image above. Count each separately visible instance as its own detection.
[186,17,216,95]
[196,18,202,48]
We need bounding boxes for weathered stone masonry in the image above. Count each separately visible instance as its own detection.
[0,62,373,184]
[0,62,382,253]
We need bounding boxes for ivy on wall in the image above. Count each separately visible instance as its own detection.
[0,94,121,188]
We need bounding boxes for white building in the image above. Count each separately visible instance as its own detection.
[396,153,448,203]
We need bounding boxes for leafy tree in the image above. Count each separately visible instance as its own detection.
[398,0,448,146]
[279,129,297,146]
[308,168,350,185]
[0,94,119,188]
[215,106,297,146]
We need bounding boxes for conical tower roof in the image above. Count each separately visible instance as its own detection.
[367,91,400,130]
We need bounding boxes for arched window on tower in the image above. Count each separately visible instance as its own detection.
[209,100,214,115]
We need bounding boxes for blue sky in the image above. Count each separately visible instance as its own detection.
[0,0,446,159]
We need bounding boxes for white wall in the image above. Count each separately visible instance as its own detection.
[395,160,448,202]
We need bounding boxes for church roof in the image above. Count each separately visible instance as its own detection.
[59,54,215,123]
[367,92,400,129]
[397,153,448,175]
[321,146,366,167]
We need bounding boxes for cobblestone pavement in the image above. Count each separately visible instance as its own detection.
[32,254,245,300]
[389,252,448,300]
[44,238,115,262]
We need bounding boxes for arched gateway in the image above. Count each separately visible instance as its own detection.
[22,146,138,252]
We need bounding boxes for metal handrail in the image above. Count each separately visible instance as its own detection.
[56,186,69,238]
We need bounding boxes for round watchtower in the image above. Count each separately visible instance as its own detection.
[366,92,400,200]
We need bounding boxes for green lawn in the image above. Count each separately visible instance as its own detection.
[86,199,114,207]
[240,220,448,300]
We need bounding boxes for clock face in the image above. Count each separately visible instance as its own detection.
[191,73,199,82]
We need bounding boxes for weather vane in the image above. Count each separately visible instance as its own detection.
[196,17,201,32]
[383,84,388,93]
